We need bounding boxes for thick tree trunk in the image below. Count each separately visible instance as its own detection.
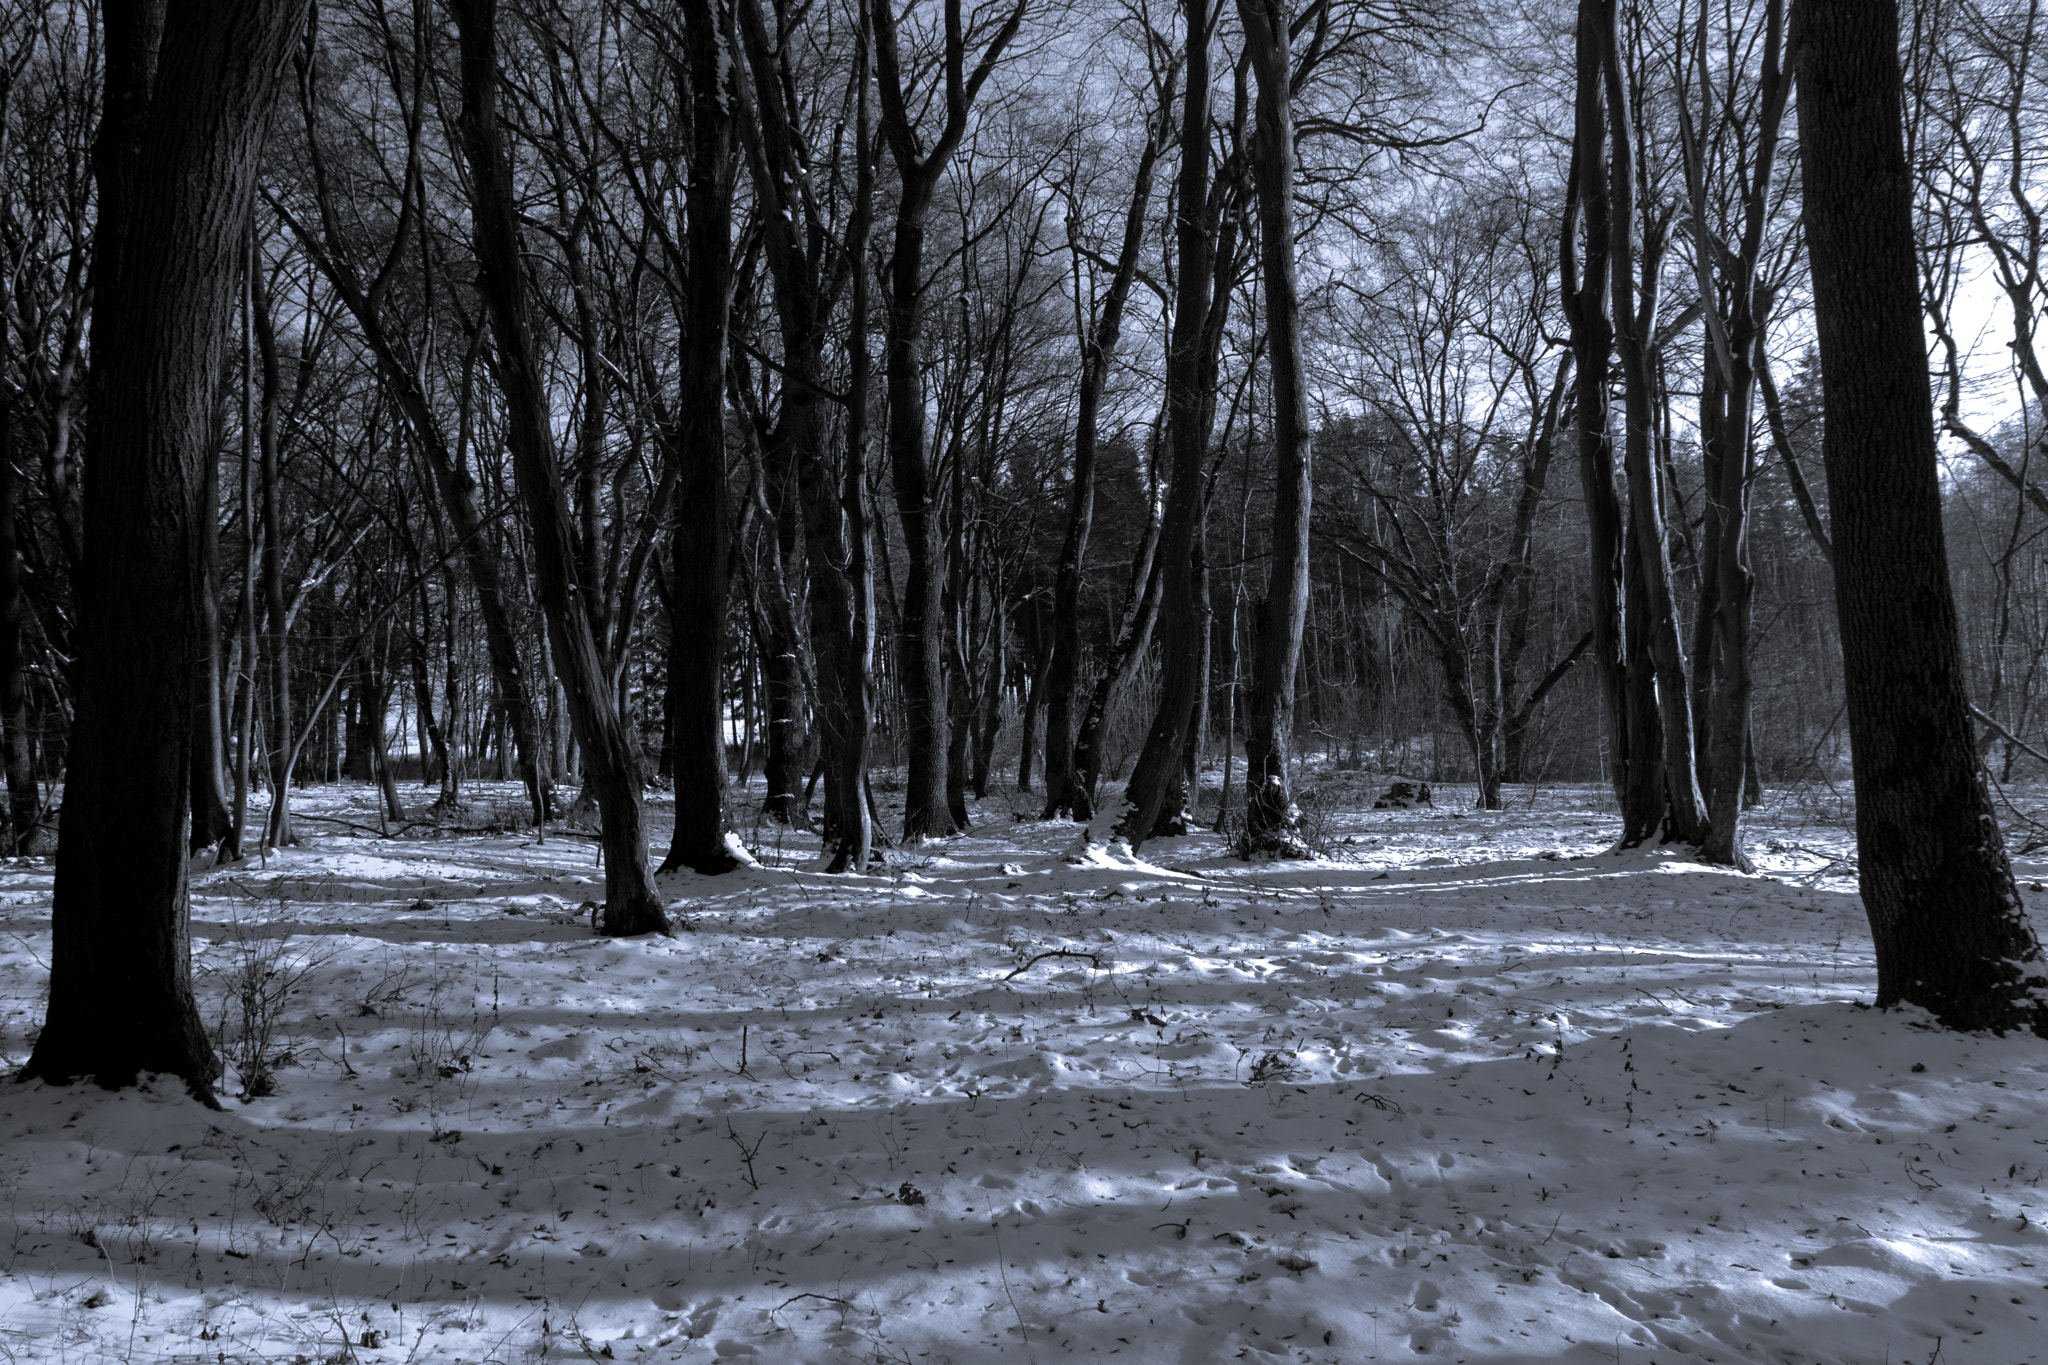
[1564,1,1628,816]
[1600,1,1704,846]
[1684,1,1787,871]
[230,244,258,855]
[660,0,742,876]
[883,187,957,840]
[1236,0,1311,856]
[452,0,665,935]
[22,0,308,1099]
[729,0,873,872]
[1795,0,2048,1035]
[1114,0,1217,850]
[825,0,878,873]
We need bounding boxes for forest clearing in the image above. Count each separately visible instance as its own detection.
[1,776,2042,1364]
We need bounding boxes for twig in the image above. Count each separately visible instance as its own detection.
[725,1120,765,1191]
[992,1218,1033,1355]
[1001,949,1102,981]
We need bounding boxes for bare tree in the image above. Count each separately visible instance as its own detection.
[873,0,1030,839]
[451,0,667,935]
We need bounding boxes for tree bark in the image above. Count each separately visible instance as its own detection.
[22,0,309,1099]
[1795,0,2048,1035]
[1562,0,1627,818]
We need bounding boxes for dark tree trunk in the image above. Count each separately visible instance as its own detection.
[881,185,956,840]
[229,244,258,854]
[1016,640,1049,793]
[1600,0,1704,846]
[826,0,879,873]
[660,0,742,876]
[730,0,875,872]
[1566,0,1694,849]
[1114,0,1218,850]
[872,0,1027,842]
[758,448,811,825]
[452,0,665,935]
[1795,0,2048,1035]
[0,393,41,854]
[1236,0,1311,856]
[1683,0,1788,871]
[22,0,309,1099]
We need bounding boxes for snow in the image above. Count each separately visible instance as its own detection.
[0,776,2044,1363]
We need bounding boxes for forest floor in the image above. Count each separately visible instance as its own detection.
[0,772,2044,1364]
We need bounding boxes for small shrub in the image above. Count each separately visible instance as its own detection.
[202,897,332,1098]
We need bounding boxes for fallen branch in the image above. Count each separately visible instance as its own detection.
[1970,703,2048,767]
[1001,949,1103,981]
[291,813,427,839]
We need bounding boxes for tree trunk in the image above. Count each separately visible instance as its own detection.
[871,0,1028,842]
[1564,1,1626,820]
[1114,0,1218,850]
[758,447,811,825]
[250,262,298,844]
[882,183,957,840]
[660,0,742,876]
[189,433,236,856]
[0,391,41,854]
[1600,0,1704,846]
[1072,489,1165,820]
[1796,0,2048,1035]
[230,234,258,855]
[1236,0,1311,857]
[22,0,309,1099]
[1041,73,1169,819]
[729,0,874,872]
[452,0,665,935]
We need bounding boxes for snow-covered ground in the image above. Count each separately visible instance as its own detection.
[0,774,2043,1364]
